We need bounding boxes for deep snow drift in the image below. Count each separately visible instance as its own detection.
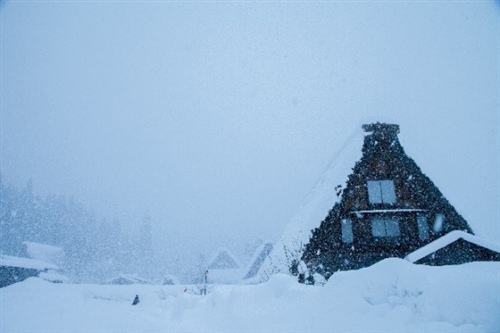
[2,259,499,332]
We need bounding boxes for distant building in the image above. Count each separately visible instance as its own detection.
[206,248,243,284]
[19,241,68,283]
[107,273,151,285]
[1,241,68,287]
[161,274,180,285]
[242,242,274,280]
[300,123,497,282]
[0,255,60,288]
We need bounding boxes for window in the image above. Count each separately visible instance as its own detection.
[367,180,396,204]
[433,214,445,233]
[417,215,429,240]
[341,219,354,243]
[371,218,400,237]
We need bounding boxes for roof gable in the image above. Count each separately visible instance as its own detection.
[243,242,274,280]
[405,231,500,263]
[208,249,241,269]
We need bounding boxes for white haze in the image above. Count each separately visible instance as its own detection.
[1,1,499,271]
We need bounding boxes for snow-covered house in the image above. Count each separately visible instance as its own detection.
[242,242,274,281]
[1,241,68,287]
[243,242,273,280]
[107,273,152,285]
[0,255,60,288]
[161,274,180,285]
[19,241,68,283]
[299,122,488,282]
[206,248,243,284]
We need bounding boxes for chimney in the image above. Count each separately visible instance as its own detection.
[362,123,401,148]
[362,123,400,137]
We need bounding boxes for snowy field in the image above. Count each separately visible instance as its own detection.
[1,259,499,333]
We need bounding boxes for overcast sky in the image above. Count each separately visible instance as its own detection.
[1,1,499,259]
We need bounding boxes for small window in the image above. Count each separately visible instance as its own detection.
[367,180,396,204]
[433,214,445,233]
[417,215,429,240]
[371,218,400,237]
[341,219,354,243]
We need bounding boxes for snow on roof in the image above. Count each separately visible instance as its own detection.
[107,274,152,285]
[161,274,180,285]
[257,126,365,280]
[207,248,241,270]
[0,255,59,271]
[404,230,500,263]
[22,241,64,266]
[38,271,70,283]
[242,242,274,280]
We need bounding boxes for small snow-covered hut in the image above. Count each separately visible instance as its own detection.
[0,241,69,287]
[107,273,151,285]
[405,230,500,265]
[206,248,243,284]
[0,255,59,287]
[19,241,68,283]
[161,274,180,285]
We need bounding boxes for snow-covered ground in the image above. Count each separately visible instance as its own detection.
[2,259,499,332]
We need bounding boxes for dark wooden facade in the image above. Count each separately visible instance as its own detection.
[301,123,474,281]
[0,266,39,288]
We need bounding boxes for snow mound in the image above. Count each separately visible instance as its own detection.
[3,259,498,332]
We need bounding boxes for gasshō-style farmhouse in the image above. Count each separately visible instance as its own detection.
[299,123,500,283]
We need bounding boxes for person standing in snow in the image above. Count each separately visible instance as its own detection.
[132,295,140,305]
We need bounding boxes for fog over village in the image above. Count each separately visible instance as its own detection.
[1,2,499,331]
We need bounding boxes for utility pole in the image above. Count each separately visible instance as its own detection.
[202,269,208,295]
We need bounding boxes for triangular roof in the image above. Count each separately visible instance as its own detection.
[405,231,500,263]
[242,242,274,280]
[207,248,241,269]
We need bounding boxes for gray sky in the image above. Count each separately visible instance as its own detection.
[1,1,499,260]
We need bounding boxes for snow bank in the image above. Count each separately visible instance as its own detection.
[2,259,498,332]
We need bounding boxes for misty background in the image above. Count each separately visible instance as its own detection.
[1,1,499,282]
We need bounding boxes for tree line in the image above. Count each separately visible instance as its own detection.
[0,179,154,283]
